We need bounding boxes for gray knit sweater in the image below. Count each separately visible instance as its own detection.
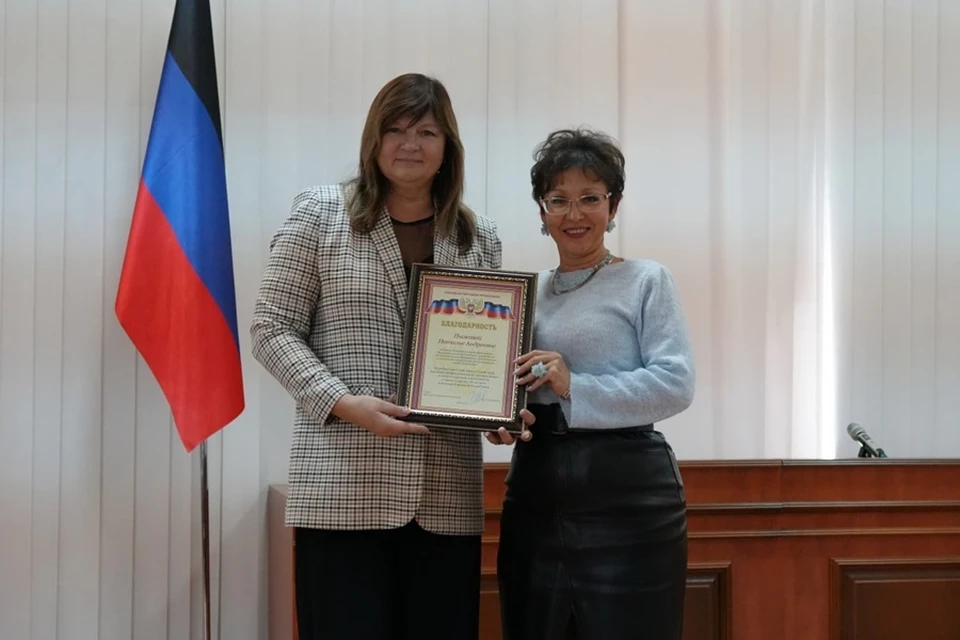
[528,259,696,430]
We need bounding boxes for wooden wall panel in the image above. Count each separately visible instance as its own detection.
[831,559,960,640]
[268,459,960,639]
[479,572,502,640]
[683,564,731,640]
[267,487,295,640]
[473,561,732,640]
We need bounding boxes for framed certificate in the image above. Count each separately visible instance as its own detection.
[397,264,538,434]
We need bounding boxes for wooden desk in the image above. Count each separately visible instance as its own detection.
[269,460,960,640]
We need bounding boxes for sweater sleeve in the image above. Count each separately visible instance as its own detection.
[560,264,695,430]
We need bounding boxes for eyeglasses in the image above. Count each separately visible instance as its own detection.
[539,192,613,216]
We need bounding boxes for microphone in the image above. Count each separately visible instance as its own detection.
[846,423,887,458]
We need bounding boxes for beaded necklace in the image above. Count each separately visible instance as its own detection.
[550,250,615,295]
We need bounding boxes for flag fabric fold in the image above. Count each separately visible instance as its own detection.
[116,0,244,452]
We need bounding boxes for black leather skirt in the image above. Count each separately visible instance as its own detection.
[497,404,688,640]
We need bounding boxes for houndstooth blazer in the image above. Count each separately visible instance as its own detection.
[251,184,502,536]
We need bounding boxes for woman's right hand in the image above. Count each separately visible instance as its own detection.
[332,395,430,437]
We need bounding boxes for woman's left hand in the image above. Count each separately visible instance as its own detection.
[484,408,535,445]
[515,350,571,397]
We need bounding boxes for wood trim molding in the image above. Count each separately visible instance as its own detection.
[690,527,960,539]
[689,500,960,514]
[485,501,960,516]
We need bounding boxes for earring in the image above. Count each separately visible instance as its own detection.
[606,219,617,233]
[541,222,549,236]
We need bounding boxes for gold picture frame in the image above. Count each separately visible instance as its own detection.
[397,264,538,434]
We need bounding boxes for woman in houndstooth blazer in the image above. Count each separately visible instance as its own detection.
[250,73,521,639]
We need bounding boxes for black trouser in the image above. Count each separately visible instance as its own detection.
[498,404,688,640]
[294,520,481,640]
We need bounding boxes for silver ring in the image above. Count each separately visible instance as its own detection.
[531,362,548,378]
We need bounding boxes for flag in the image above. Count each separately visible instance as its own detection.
[115,0,244,452]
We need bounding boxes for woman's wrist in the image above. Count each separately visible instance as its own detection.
[331,394,359,422]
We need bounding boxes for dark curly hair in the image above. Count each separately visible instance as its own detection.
[530,128,625,210]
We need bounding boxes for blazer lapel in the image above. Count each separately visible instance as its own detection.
[433,224,459,267]
[369,208,409,318]
[369,208,462,317]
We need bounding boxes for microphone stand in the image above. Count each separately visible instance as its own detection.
[857,444,887,458]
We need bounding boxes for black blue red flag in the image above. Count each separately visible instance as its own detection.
[116,0,244,452]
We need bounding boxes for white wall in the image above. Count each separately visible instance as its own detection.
[1,0,958,638]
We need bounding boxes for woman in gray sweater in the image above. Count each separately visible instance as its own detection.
[490,128,696,639]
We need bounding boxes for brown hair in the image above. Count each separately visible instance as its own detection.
[345,73,476,251]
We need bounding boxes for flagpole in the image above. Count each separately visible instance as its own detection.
[200,441,212,640]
